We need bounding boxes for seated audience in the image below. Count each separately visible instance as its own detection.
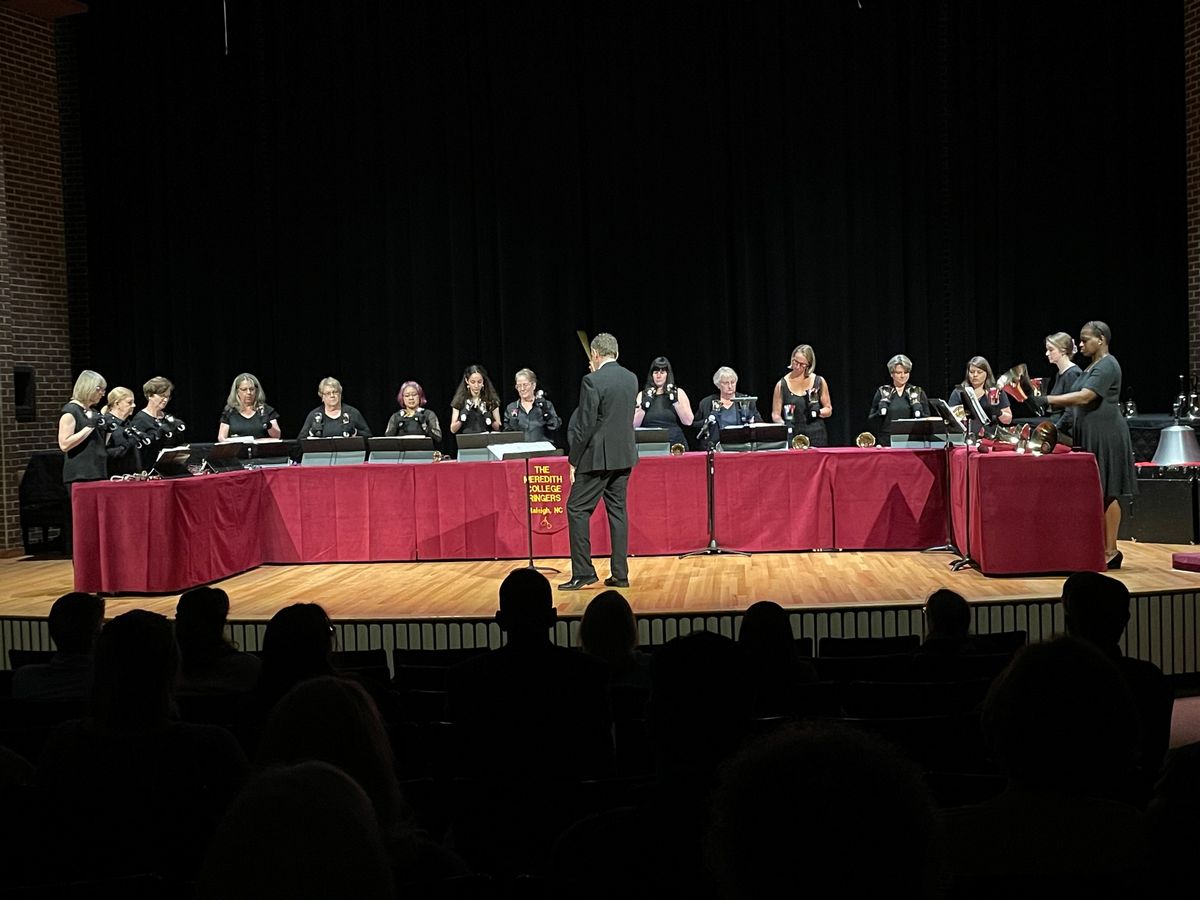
[916,588,976,655]
[198,761,394,900]
[579,590,650,689]
[256,676,468,889]
[940,638,1150,896]
[12,591,104,700]
[175,586,261,695]
[38,610,247,884]
[706,723,941,898]
[1061,571,1174,782]
[252,602,336,714]
[736,600,816,716]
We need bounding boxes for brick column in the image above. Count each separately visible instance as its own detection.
[0,7,74,551]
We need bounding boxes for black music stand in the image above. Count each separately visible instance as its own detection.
[243,440,293,468]
[366,436,437,464]
[300,436,368,466]
[917,399,968,555]
[150,447,193,478]
[634,427,671,458]
[456,431,525,462]
[503,446,564,575]
[681,414,750,559]
[204,442,246,473]
[943,389,985,572]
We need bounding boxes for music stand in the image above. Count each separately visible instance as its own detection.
[501,445,563,575]
[300,436,367,466]
[244,440,293,468]
[938,392,980,571]
[203,442,246,473]
[889,418,943,449]
[681,412,751,560]
[151,447,193,478]
[456,431,524,462]
[717,422,787,452]
[367,436,436,464]
[634,427,671,458]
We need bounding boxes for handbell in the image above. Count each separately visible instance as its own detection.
[791,433,811,450]
[1151,425,1200,467]
[855,432,877,448]
[669,442,686,456]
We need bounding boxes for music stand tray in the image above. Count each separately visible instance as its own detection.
[928,398,968,446]
[456,431,525,462]
[367,436,436,464]
[489,441,559,461]
[718,422,787,452]
[152,447,193,478]
[635,427,671,457]
[244,439,295,467]
[890,418,944,449]
[203,442,246,473]
[300,436,368,467]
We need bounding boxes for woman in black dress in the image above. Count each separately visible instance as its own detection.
[503,368,562,442]
[384,381,442,446]
[129,376,186,464]
[100,386,144,476]
[866,354,931,447]
[449,365,501,436]
[217,373,281,441]
[1036,332,1084,440]
[770,344,832,447]
[57,370,110,555]
[1046,321,1136,569]
[632,356,694,449]
[297,377,372,439]
[948,356,1012,435]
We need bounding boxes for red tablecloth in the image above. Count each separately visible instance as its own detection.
[949,447,1106,575]
[72,469,264,593]
[73,447,1095,593]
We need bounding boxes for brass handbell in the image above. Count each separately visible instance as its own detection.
[669,442,686,456]
[855,432,877,448]
[791,433,811,450]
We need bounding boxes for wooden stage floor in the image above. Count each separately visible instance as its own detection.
[2,540,1199,622]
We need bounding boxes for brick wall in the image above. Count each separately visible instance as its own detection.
[1189,0,1200,383]
[0,7,73,551]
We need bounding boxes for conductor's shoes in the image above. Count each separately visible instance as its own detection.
[604,577,630,588]
[558,576,599,591]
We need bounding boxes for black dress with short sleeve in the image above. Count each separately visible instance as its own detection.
[637,391,687,448]
[220,405,278,440]
[297,405,372,439]
[61,403,108,484]
[1073,355,1136,498]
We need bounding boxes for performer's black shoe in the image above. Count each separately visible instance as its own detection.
[558,576,599,591]
[1106,551,1124,571]
[604,577,630,588]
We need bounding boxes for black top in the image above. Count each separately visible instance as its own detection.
[638,390,687,448]
[503,397,561,443]
[778,375,827,446]
[384,408,442,445]
[866,384,931,447]
[129,409,184,467]
[104,415,144,477]
[61,403,108,484]
[948,386,1010,435]
[220,405,278,440]
[1046,364,1083,436]
[456,401,498,435]
[297,404,372,439]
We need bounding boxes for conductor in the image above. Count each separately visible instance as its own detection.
[560,333,640,591]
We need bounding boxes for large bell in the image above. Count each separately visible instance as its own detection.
[1151,425,1200,466]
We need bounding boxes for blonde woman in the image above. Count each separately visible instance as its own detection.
[217,373,281,441]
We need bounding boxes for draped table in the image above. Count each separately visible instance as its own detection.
[71,447,1104,593]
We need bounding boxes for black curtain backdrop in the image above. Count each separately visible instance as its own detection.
[71,0,1185,449]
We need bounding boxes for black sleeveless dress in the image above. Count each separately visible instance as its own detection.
[778,375,828,447]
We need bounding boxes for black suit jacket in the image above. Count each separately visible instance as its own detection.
[568,359,639,473]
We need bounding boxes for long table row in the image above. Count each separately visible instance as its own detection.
[71,447,1106,593]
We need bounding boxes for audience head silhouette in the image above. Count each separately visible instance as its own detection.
[198,761,394,900]
[257,676,406,833]
[1062,571,1131,648]
[258,603,335,705]
[48,591,105,655]
[738,600,796,660]
[579,590,638,665]
[496,568,556,641]
[982,637,1139,795]
[707,723,939,897]
[175,586,232,673]
[92,609,178,729]
[924,588,970,639]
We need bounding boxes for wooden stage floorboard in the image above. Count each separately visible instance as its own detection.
[3,540,1199,622]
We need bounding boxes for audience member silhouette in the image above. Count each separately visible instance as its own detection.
[940,638,1150,897]
[916,588,976,655]
[12,591,104,700]
[1146,741,1200,895]
[736,600,816,716]
[1061,570,1174,781]
[175,586,261,695]
[37,610,247,885]
[198,761,394,900]
[252,602,335,713]
[706,723,941,899]
[256,676,468,888]
[579,589,650,690]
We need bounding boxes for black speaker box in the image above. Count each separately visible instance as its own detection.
[1118,473,1197,544]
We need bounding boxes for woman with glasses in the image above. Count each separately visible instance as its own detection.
[771,344,833,447]
[57,370,111,555]
[218,372,281,441]
[503,368,562,442]
[695,366,760,447]
[633,356,694,449]
[297,377,372,439]
[866,354,930,447]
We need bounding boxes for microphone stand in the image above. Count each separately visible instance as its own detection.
[680,409,750,559]
[522,453,560,574]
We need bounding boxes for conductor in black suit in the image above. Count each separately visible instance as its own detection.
[560,332,640,591]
